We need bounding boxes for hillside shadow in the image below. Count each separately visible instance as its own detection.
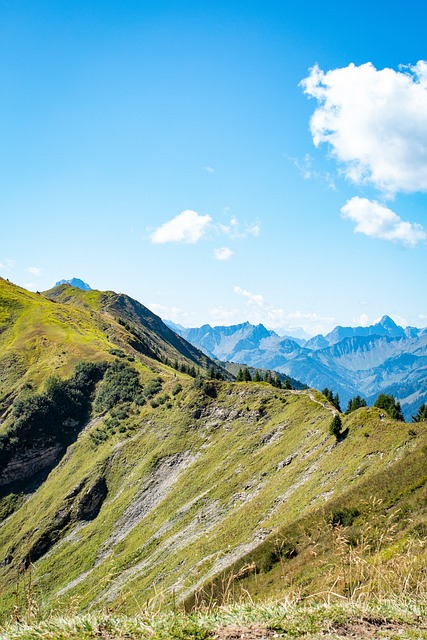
[337,427,349,442]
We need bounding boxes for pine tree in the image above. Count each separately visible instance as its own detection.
[332,393,341,412]
[243,367,252,382]
[329,414,342,439]
[374,394,404,421]
[345,395,367,414]
[412,403,427,422]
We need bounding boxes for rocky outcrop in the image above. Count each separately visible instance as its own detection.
[0,444,62,488]
[3,474,108,569]
[76,477,108,521]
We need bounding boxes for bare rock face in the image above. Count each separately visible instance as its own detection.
[76,477,108,521]
[12,475,109,569]
[0,444,62,487]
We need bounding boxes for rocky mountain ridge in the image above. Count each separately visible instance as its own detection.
[167,316,427,418]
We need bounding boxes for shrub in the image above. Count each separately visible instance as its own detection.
[2,361,105,471]
[94,361,142,412]
[330,507,360,527]
[143,377,162,399]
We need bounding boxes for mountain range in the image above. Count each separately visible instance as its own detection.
[0,278,426,617]
[166,317,427,419]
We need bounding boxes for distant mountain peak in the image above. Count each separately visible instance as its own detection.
[55,278,92,291]
[379,315,398,328]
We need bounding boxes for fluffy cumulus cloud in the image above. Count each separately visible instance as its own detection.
[150,210,212,244]
[214,247,234,261]
[301,61,427,195]
[150,211,260,249]
[341,197,426,246]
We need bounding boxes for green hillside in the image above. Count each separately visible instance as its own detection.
[0,279,426,623]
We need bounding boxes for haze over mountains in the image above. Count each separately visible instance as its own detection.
[167,316,427,419]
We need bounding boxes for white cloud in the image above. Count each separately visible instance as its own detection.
[353,313,370,327]
[24,282,36,290]
[290,153,336,189]
[341,197,426,246]
[149,211,260,248]
[234,286,265,306]
[301,61,427,195]
[0,258,15,270]
[232,286,336,335]
[208,306,241,325]
[148,302,194,325]
[25,266,42,276]
[219,216,261,240]
[150,210,212,244]
[246,223,261,237]
[204,166,215,173]
[214,247,234,261]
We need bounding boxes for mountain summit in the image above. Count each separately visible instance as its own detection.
[55,278,92,290]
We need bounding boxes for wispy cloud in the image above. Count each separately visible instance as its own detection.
[148,302,194,325]
[233,286,336,335]
[149,211,261,253]
[150,210,212,244]
[341,197,426,246]
[290,153,336,189]
[203,166,215,173]
[234,286,264,306]
[25,266,42,276]
[0,258,15,270]
[301,61,427,196]
[214,247,234,261]
[219,216,261,239]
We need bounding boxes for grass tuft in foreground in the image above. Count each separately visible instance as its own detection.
[1,596,426,639]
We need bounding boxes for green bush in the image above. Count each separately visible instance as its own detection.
[1,361,105,472]
[330,507,360,527]
[94,361,142,412]
[143,377,162,399]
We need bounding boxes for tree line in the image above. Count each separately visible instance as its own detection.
[236,367,293,389]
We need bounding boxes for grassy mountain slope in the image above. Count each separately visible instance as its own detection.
[43,284,216,370]
[0,279,225,496]
[0,279,426,621]
[0,280,111,408]
[0,278,221,411]
[1,378,426,616]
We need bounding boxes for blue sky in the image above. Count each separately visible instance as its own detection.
[2,0,427,336]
